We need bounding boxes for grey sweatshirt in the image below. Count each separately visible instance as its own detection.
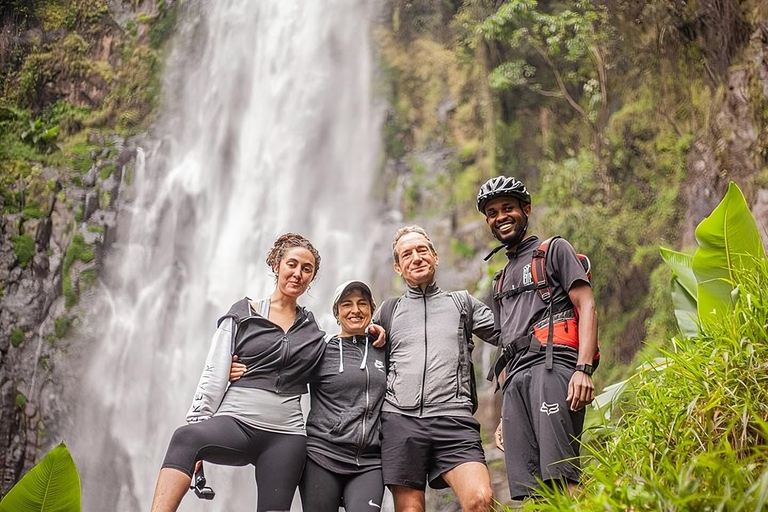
[375,282,499,418]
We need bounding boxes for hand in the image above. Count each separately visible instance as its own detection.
[229,355,246,382]
[368,324,386,348]
[567,370,595,411]
[495,420,504,452]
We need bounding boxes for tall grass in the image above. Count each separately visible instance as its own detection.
[515,259,768,511]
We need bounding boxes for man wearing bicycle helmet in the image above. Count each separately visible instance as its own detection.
[477,176,598,500]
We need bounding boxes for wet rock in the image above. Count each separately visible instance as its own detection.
[84,191,99,221]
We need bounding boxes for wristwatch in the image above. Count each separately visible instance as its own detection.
[574,363,594,376]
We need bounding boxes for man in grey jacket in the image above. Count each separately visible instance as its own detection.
[374,225,499,512]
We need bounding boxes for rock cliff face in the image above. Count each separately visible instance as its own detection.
[0,0,171,494]
[682,24,768,248]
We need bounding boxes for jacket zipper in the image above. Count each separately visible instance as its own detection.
[420,293,428,416]
[239,310,305,394]
[353,337,370,466]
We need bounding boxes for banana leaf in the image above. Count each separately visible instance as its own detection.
[692,182,767,327]
[0,443,81,512]
[659,247,699,338]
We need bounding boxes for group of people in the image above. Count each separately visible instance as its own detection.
[149,176,599,512]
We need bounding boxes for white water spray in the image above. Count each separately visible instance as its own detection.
[70,1,383,509]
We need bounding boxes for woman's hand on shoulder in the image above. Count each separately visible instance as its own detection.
[229,355,247,382]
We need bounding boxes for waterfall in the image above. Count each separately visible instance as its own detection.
[69,1,383,510]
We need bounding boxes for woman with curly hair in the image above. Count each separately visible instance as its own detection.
[150,233,327,512]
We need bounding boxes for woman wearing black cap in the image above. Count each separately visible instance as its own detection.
[231,279,387,511]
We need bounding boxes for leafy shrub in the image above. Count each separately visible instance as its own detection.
[11,234,35,269]
[10,328,25,348]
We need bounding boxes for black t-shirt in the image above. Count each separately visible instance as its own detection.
[490,236,590,376]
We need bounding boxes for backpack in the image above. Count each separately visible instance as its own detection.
[377,291,479,413]
[490,236,599,378]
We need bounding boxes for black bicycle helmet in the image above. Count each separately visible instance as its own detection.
[476,176,531,213]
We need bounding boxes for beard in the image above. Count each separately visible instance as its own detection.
[493,219,528,247]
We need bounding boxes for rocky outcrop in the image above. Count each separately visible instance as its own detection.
[682,23,768,247]
[0,133,141,493]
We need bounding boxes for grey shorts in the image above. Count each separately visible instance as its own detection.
[502,361,585,499]
[380,412,486,490]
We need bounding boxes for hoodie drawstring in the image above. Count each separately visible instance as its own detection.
[360,336,369,370]
[337,335,369,373]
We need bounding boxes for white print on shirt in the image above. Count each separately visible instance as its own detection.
[540,402,560,415]
[522,263,533,287]
[374,359,386,373]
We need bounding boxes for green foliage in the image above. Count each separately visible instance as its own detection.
[0,442,81,512]
[62,234,95,309]
[54,316,70,339]
[21,118,60,153]
[11,234,36,269]
[149,4,179,49]
[79,268,97,289]
[98,164,115,180]
[481,0,613,131]
[10,328,25,348]
[692,183,767,327]
[659,247,698,338]
[15,393,26,410]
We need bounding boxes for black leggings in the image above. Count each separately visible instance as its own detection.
[161,416,306,512]
[299,458,384,512]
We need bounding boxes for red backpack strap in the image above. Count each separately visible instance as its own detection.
[492,266,507,310]
[530,236,561,370]
[530,236,561,304]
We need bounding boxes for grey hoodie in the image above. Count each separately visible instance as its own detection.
[375,282,499,418]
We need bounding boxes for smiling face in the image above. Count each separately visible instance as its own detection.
[484,196,531,249]
[394,231,439,288]
[274,247,316,299]
[336,288,373,337]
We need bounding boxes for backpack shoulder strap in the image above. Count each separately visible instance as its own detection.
[449,290,478,413]
[377,297,401,371]
[531,236,561,303]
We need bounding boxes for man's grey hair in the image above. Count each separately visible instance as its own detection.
[391,225,437,264]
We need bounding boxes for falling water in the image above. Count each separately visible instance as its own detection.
[69,0,383,510]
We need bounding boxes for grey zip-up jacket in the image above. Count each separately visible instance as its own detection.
[306,335,387,469]
[375,282,499,418]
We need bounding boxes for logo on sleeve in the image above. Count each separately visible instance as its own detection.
[540,402,560,415]
[374,359,386,373]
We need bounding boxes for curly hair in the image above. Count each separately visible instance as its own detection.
[391,225,436,264]
[266,233,321,281]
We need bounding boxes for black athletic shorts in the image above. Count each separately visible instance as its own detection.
[502,361,585,499]
[380,412,486,490]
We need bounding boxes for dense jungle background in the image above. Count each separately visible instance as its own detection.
[1,0,768,510]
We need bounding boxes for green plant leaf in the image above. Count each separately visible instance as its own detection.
[692,182,767,326]
[660,247,699,337]
[0,443,81,512]
[659,247,697,299]
[669,278,699,338]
